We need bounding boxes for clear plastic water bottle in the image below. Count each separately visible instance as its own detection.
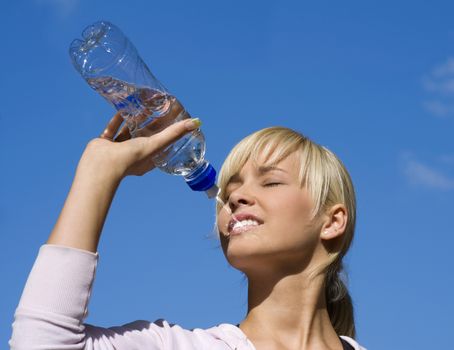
[69,20,218,198]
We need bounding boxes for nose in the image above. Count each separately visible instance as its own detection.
[228,185,255,211]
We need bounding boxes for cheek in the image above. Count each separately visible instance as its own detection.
[271,192,312,221]
[266,194,316,239]
[216,209,229,234]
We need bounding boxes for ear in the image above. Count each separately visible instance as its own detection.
[320,204,348,241]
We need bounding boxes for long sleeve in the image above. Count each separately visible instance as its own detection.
[9,244,98,349]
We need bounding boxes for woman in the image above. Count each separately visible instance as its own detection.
[10,113,366,349]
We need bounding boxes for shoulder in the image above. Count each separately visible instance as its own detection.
[340,335,368,350]
[90,319,253,350]
[169,320,253,349]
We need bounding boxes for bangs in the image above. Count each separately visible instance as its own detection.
[216,127,306,205]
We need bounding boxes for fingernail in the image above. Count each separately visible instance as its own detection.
[185,118,202,130]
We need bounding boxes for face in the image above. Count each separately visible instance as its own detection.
[217,151,323,274]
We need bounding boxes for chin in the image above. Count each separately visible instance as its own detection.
[224,245,275,274]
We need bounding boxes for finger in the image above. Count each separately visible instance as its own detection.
[115,110,151,141]
[114,123,131,142]
[100,112,124,140]
[145,118,201,155]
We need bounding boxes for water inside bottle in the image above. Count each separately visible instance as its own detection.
[87,76,175,133]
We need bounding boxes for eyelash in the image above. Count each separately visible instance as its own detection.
[264,182,281,187]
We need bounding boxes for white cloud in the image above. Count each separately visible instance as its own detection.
[432,57,454,78]
[36,0,79,19]
[422,100,454,118]
[423,79,454,95]
[403,156,454,190]
[423,57,454,118]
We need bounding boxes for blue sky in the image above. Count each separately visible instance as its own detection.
[1,1,454,348]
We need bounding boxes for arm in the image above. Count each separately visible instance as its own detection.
[10,115,202,349]
[46,144,120,253]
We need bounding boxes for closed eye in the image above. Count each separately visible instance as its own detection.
[264,182,282,187]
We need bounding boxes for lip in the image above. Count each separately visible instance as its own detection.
[228,213,264,235]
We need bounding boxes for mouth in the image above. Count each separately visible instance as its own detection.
[228,213,264,236]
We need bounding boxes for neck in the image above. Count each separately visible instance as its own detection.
[239,268,341,350]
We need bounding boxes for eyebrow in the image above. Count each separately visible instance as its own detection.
[227,165,288,183]
[258,165,288,174]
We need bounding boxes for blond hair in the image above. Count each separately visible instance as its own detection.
[216,127,357,338]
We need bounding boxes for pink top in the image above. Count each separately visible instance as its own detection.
[9,244,366,349]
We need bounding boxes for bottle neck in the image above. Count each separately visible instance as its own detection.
[183,161,217,196]
[183,160,209,181]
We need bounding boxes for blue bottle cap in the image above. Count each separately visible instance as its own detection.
[185,163,217,191]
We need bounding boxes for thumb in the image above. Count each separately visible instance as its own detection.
[145,118,202,154]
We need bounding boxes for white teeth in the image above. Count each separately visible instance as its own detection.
[232,219,259,231]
